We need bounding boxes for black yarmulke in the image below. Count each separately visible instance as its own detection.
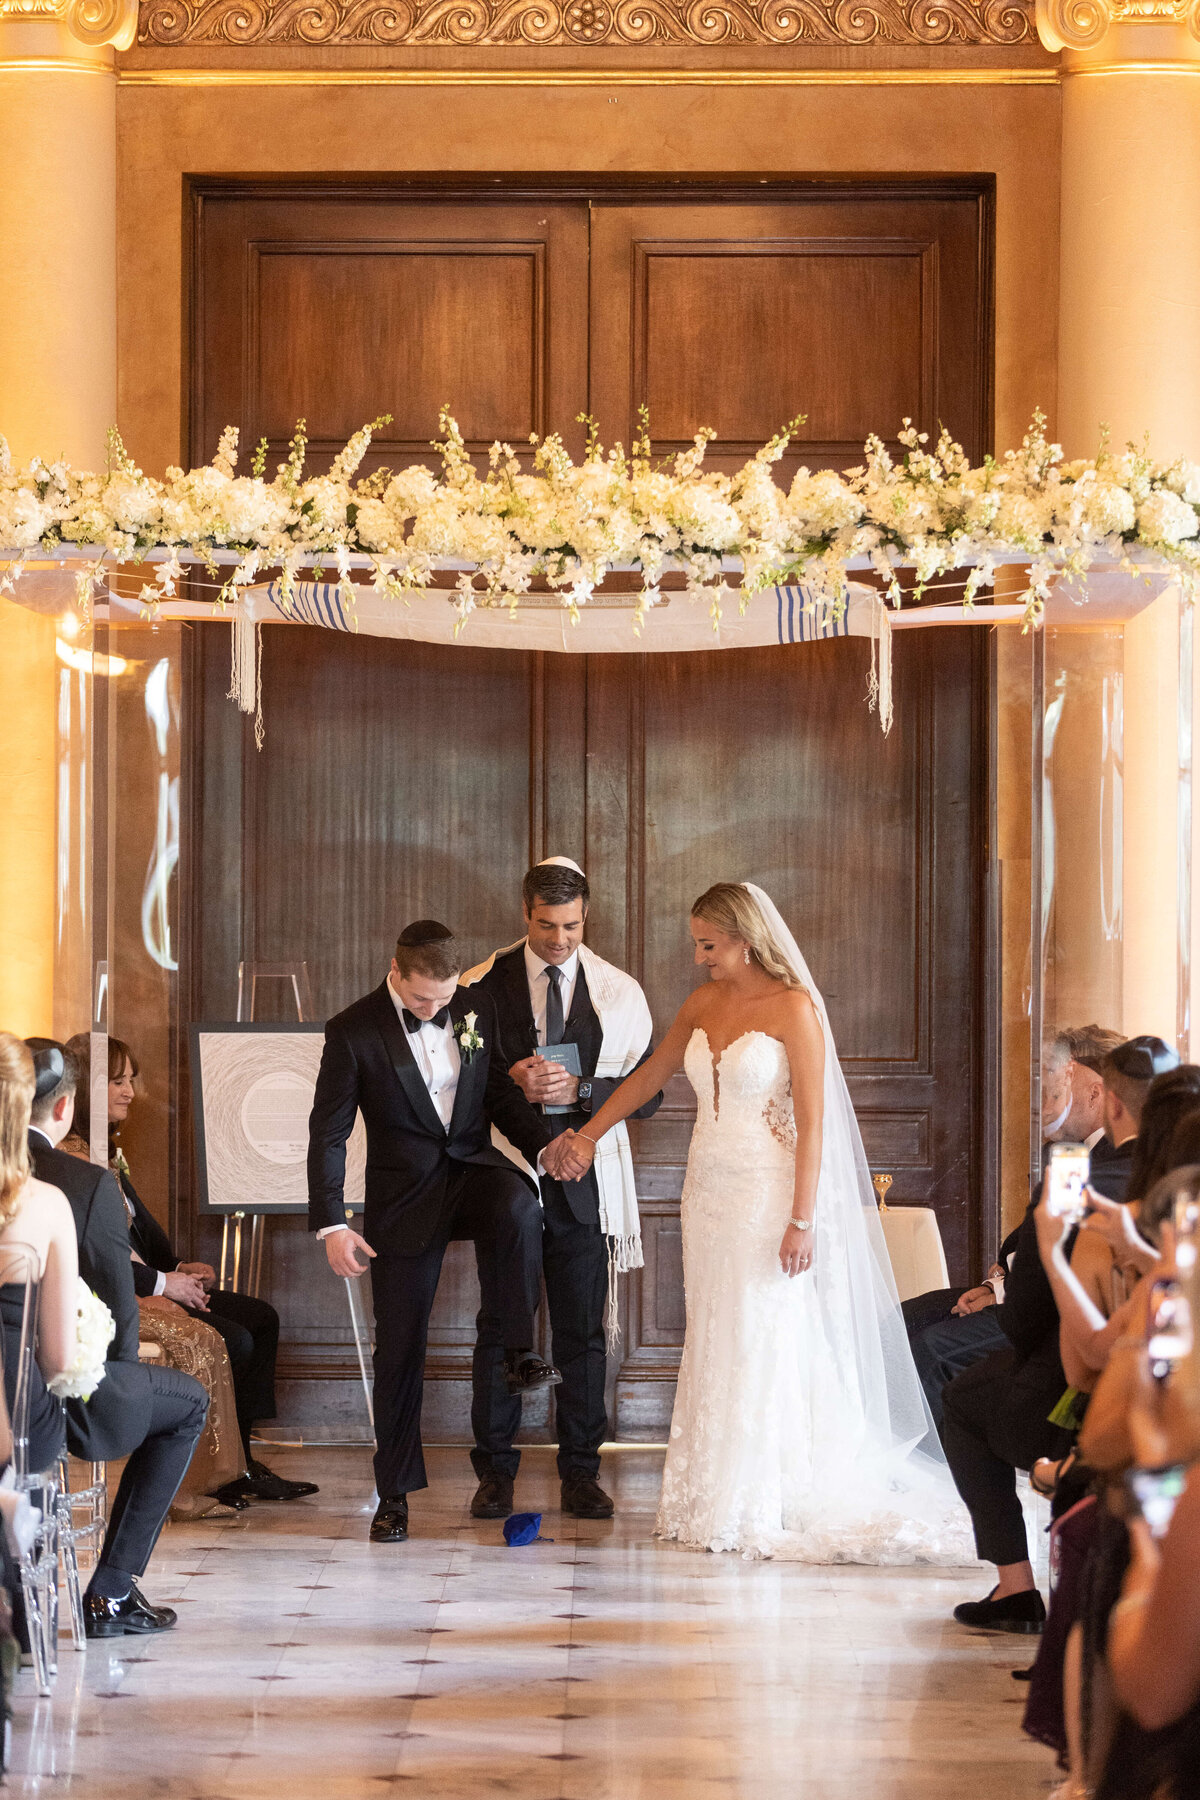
[398,919,455,947]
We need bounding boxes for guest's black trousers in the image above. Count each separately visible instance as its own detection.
[471,1175,610,1483]
[368,1163,543,1500]
[90,1364,208,1586]
[901,1288,1010,1434]
[941,1344,1073,1567]
[185,1288,279,1460]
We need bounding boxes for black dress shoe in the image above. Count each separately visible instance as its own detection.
[370,1496,409,1543]
[213,1460,320,1506]
[84,1582,178,1639]
[503,1354,563,1396]
[471,1473,515,1520]
[561,1475,614,1520]
[953,1588,1046,1634]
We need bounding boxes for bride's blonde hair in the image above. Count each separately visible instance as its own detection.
[0,1033,35,1228]
[690,883,805,990]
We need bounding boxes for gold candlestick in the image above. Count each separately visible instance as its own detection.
[873,1173,893,1213]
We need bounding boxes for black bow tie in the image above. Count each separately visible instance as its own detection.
[403,1006,450,1034]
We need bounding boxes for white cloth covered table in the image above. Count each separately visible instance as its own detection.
[879,1206,950,1303]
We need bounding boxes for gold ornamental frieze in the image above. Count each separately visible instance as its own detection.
[137,0,1036,47]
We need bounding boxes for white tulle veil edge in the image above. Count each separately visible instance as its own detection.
[740,882,948,1469]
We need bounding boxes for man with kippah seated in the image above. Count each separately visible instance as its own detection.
[308,921,560,1543]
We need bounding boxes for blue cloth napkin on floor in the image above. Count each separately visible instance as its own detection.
[503,1511,553,1546]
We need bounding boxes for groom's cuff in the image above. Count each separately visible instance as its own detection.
[316,1223,349,1239]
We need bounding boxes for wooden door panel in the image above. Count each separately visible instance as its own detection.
[589,193,989,475]
[192,194,589,469]
[253,245,544,448]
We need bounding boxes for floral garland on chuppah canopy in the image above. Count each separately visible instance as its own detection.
[1,408,1199,640]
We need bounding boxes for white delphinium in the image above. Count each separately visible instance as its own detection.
[48,1279,115,1402]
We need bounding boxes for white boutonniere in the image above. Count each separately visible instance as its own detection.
[112,1148,131,1183]
[456,1011,484,1064]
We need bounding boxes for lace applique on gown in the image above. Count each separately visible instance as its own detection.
[654,1029,975,1564]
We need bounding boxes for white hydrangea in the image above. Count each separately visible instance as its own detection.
[1138,488,1200,547]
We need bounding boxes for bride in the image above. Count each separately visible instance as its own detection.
[545,881,972,1563]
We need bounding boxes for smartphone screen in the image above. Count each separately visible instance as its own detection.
[1045,1142,1091,1222]
[1127,1464,1187,1539]
[1147,1277,1193,1381]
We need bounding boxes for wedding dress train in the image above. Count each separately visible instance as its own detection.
[655,989,975,1564]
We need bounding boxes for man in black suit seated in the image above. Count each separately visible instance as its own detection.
[902,1024,1124,1434]
[308,921,559,1544]
[66,1031,314,1508]
[462,857,663,1522]
[944,1033,1178,1634]
[25,1039,208,1638]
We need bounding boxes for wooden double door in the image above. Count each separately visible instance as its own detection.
[186,178,994,1439]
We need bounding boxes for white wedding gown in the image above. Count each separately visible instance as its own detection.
[655,1023,975,1564]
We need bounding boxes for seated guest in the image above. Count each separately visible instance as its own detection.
[66,1033,315,1507]
[904,1024,1122,1433]
[943,1035,1178,1634]
[26,1037,208,1636]
[0,1034,78,1471]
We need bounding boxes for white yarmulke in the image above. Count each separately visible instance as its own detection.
[537,855,586,877]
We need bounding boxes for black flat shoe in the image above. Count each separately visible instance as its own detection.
[953,1588,1046,1634]
[504,1354,563,1396]
[85,1582,178,1639]
[471,1473,515,1520]
[370,1496,409,1543]
[561,1475,614,1519]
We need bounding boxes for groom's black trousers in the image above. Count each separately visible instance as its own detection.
[369,1162,543,1499]
[471,1175,610,1482]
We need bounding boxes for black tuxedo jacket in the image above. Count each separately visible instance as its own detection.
[469,945,663,1226]
[27,1131,154,1461]
[118,1166,178,1299]
[307,982,552,1254]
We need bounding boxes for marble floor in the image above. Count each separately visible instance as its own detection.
[10,1446,1056,1799]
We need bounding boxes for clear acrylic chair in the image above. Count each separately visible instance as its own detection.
[55,1458,106,1651]
[0,1241,62,1696]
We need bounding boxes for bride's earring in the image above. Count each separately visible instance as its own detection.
[743,946,751,965]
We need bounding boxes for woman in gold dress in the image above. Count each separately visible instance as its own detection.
[64,1036,247,1518]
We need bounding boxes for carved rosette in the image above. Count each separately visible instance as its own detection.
[138,0,1035,42]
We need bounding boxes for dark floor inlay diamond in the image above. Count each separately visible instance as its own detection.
[548,1712,586,1721]
[541,1753,584,1761]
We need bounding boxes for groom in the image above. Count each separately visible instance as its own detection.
[308,919,561,1543]
[462,857,662,1521]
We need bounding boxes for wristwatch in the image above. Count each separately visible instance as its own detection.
[577,1080,593,1108]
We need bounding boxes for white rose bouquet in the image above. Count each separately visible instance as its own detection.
[48,1279,116,1402]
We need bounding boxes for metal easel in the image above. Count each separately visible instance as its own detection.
[222,960,374,1428]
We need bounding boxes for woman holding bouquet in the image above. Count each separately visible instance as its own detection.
[0,1032,77,1471]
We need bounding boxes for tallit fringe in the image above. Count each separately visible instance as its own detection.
[229,610,264,748]
[866,598,894,736]
[602,1234,643,1354]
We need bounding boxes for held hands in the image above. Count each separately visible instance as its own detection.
[163,1270,210,1310]
[779,1222,814,1278]
[324,1228,377,1280]
[952,1267,1003,1316]
[509,1057,580,1109]
[177,1260,216,1288]
[542,1130,596,1184]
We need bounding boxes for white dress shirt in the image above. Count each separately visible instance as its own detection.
[524,942,579,1045]
[389,977,461,1129]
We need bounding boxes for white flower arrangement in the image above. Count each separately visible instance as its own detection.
[1,409,1198,632]
[456,1011,484,1064]
[47,1279,115,1402]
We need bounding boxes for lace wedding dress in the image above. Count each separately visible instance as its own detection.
[655,889,975,1565]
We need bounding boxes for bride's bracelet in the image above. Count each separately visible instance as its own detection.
[788,1217,812,1233]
